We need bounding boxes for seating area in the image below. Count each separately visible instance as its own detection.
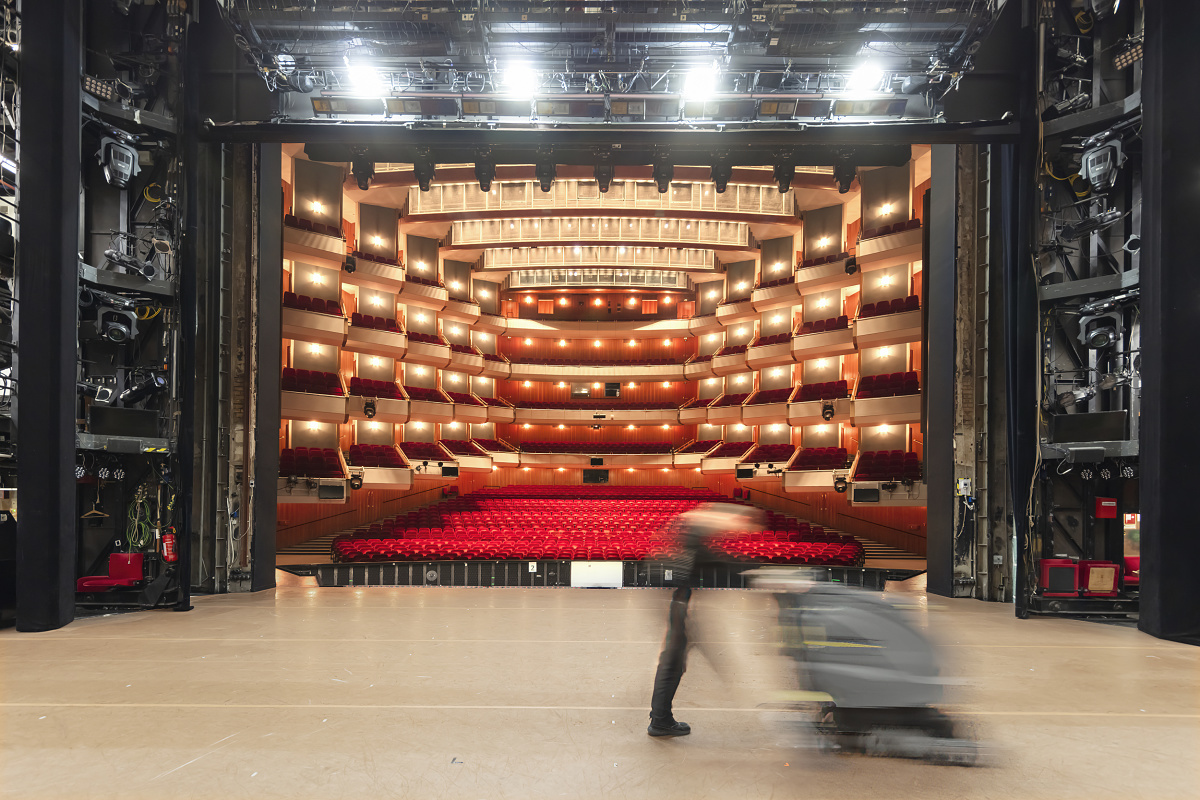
[284,292,342,316]
[798,315,849,335]
[757,274,796,289]
[407,331,446,346]
[789,446,850,471]
[444,391,484,406]
[689,353,713,363]
[348,377,403,399]
[482,353,506,363]
[740,443,795,464]
[403,385,449,403]
[745,387,794,405]
[518,441,674,454]
[350,312,401,332]
[509,399,679,410]
[449,342,479,355]
[405,273,443,288]
[279,447,345,478]
[800,251,851,268]
[480,397,510,407]
[329,485,865,567]
[398,441,451,461]
[349,249,402,268]
[859,295,920,318]
[714,343,748,356]
[796,380,849,401]
[856,371,920,399]
[346,444,407,468]
[281,368,344,396]
[710,392,751,408]
[750,332,791,347]
[860,217,922,240]
[676,439,720,454]
[76,553,145,592]
[706,440,755,458]
[471,438,516,452]
[506,356,683,367]
[284,213,342,238]
[854,450,922,481]
[439,439,486,457]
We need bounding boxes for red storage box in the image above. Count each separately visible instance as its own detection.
[1095,497,1118,519]
[1123,556,1140,587]
[1039,558,1079,597]
[1079,560,1121,597]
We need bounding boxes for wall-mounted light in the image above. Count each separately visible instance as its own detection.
[448,374,459,382]
[558,382,566,388]
[523,423,531,429]
[308,421,320,431]
[524,295,534,304]
[735,375,746,384]
[879,347,892,357]
[559,297,568,306]
[879,424,891,434]
[662,296,673,305]
[369,421,381,430]
[523,466,531,471]
[816,424,828,433]
[573,246,582,255]
[628,339,638,346]
[618,247,626,255]
[449,326,461,335]
[663,339,672,346]
[817,236,831,248]
[310,272,324,285]
[816,297,830,310]
[371,235,383,247]
[309,343,321,354]
[593,298,603,307]
[413,262,425,270]
[662,424,670,430]
[369,356,382,367]
[524,338,533,345]
[413,422,424,430]
[448,421,459,429]
[311,201,324,215]
[735,327,746,336]
[592,382,601,390]
[556,466,565,471]
[707,290,718,299]
[734,423,746,432]
[477,332,488,340]
[523,380,531,387]
[879,274,893,288]
[557,424,565,430]
[774,262,784,272]
[880,202,894,216]
[707,378,716,384]
[369,295,383,306]
[662,381,671,388]
[415,313,426,323]
[627,424,636,430]
[628,382,637,388]
[708,334,718,341]
[479,289,490,298]
[627,297,637,307]
[415,366,425,375]
[558,339,567,347]
[771,424,781,433]
[627,467,635,473]
[772,368,782,377]
[450,281,462,291]
[736,281,747,290]
[771,315,782,324]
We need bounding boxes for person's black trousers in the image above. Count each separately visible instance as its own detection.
[650,586,692,721]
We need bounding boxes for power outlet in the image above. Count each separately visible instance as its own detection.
[955,478,972,496]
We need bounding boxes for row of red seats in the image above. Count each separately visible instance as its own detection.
[715,343,748,356]
[800,251,851,268]
[404,385,449,403]
[757,275,796,289]
[518,441,675,454]
[857,371,920,399]
[349,249,401,267]
[509,399,679,410]
[860,295,919,318]
[282,369,344,396]
[505,356,684,366]
[279,447,344,478]
[861,217,921,240]
[406,273,443,288]
[439,439,486,457]
[407,331,446,346]
[348,377,402,399]
[789,447,850,471]
[746,387,793,405]
[741,443,795,464]
[398,441,450,461]
[284,292,342,316]
[711,392,751,408]
[350,313,401,332]
[722,540,864,567]
[799,315,849,335]
[854,450,922,481]
[444,391,484,406]
[471,438,515,452]
[677,439,720,454]
[707,440,754,458]
[284,213,343,238]
[750,332,791,347]
[482,353,506,362]
[690,354,713,363]
[346,444,406,468]
[449,342,479,355]
[481,397,509,407]
[796,380,849,402]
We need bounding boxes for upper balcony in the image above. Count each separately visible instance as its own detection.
[405,180,798,223]
[482,245,715,275]
[856,219,924,273]
[444,216,756,256]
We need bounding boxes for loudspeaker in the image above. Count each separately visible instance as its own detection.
[852,487,880,503]
[590,457,604,466]
[604,382,621,397]
[735,467,754,479]
[441,466,459,478]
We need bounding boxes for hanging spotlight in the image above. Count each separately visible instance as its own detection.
[821,402,836,421]
[1119,463,1137,479]
[1084,323,1118,349]
[364,399,377,419]
[474,150,496,192]
[112,465,126,481]
[1113,35,1143,69]
[413,149,436,192]
[652,155,674,194]
[1099,465,1113,481]
[833,477,848,494]
[535,152,556,193]
[773,162,795,194]
[833,160,857,194]
[351,149,375,191]
[75,463,87,480]
[350,473,364,491]
[594,161,614,193]
[1079,466,1095,481]
[710,159,733,194]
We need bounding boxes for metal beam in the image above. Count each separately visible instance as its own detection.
[15,0,81,631]
[252,144,281,592]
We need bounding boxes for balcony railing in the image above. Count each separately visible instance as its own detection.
[483,246,715,272]
[407,180,795,217]
[449,216,750,249]
[504,269,692,290]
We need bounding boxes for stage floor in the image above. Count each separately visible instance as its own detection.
[2,576,1195,800]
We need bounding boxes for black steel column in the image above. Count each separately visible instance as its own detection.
[1139,1,1200,643]
[251,144,281,592]
[15,0,82,631]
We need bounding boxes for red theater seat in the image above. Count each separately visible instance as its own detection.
[76,553,145,592]
[279,448,345,478]
[281,369,344,396]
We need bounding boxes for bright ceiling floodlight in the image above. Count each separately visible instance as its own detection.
[501,64,539,97]
[683,63,720,101]
[347,66,387,96]
[844,61,885,94]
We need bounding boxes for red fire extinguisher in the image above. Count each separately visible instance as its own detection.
[161,529,178,563]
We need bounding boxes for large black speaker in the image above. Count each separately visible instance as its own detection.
[604,382,621,397]
[852,487,881,503]
[441,465,459,478]
[735,467,754,479]
[590,457,604,466]
[582,469,608,484]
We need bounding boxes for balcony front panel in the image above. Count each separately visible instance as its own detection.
[711,352,749,376]
[751,282,802,311]
[856,227,923,272]
[506,362,686,383]
[700,454,750,475]
[407,399,456,424]
[794,258,860,296]
[782,470,840,494]
[341,260,405,294]
[735,466,785,485]
[683,360,717,382]
[449,217,751,250]
[485,448,521,467]
[487,404,516,424]
[510,407,678,427]
[283,226,345,267]
[482,246,715,274]
[397,280,449,309]
[849,480,928,507]
[404,340,452,368]
[674,447,717,468]
[282,307,347,348]
[276,477,348,505]
[449,352,486,376]
[454,454,495,473]
[714,300,757,325]
[851,393,922,427]
[348,396,410,424]
[706,404,744,425]
[678,404,712,426]
[791,328,856,361]
[357,466,415,491]
[741,402,789,426]
[499,316,694,340]
[688,314,723,336]
[600,453,674,469]
[480,360,511,380]
[788,397,852,427]
[344,327,407,360]
[440,299,483,325]
[451,402,489,425]
[476,314,507,335]
[516,452,591,468]
[745,341,795,370]
[280,391,348,424]
[854,309,923,349]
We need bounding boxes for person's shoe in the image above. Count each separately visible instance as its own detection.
[647,718,691,737]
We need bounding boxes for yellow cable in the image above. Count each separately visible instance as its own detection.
[143,183,163,203]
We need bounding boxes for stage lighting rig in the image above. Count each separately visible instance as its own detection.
[97,136,140,188]
[652,155,673,194]
[773,162,795,194]
[119,372,167,406]
[413,149,436,192]
[79,286,144,344]
[821,402,836,421]
[833,160,856,194]
[363,399,377,419]
[535,151,556,193]
[351,149,375,191]
[710,158,732,194]
[834,477,849,493]
[474,150,496,192]
[1060,207,1122,241]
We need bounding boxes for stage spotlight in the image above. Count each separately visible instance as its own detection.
[1113,35,1143,69]
[75,463,87,480]
[413,150,436,192]
[351,149,375,191]
[773,162,795,194]
[834,477,848,494]
[594,163,614,193]
[821,402,835,421]
[652,156,673,193]
[535,156,556,193]
[349,474,364,490]
[119,373,167,405]
[1099,465,1113,481]
[475,152,496,192]
[343,255,356,274]
[1120,463,1137,479]
[1084,324,1118,349]
[1080,467,1095,481]
[364,399,377,419]
[1086,0,1120,19]
[710,160,733,194]
[833,160,857,194]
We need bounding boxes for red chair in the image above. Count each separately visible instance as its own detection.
[77,553,145,591]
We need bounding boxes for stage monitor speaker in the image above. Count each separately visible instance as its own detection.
[852,487,880,503]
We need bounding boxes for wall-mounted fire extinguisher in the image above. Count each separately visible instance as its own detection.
[161,527,178,563]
